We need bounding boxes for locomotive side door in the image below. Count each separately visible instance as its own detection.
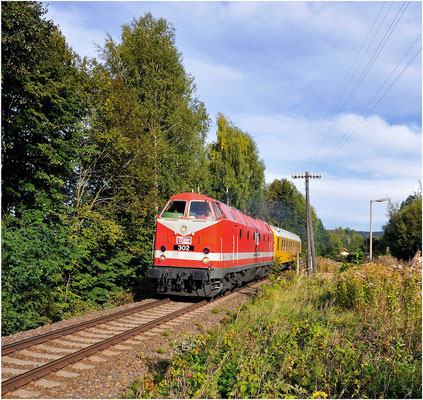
[254,229,259,266]
[234,224,239,264]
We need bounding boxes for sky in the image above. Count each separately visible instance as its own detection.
[44,0,422,231]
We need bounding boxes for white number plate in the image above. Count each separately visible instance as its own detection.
[173,245,194,251]
[176,236,192,244]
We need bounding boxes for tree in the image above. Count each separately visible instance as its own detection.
[326,232,343,257]
[266,178,329,257]
[73,13,210,273]
[100,13,210,205]
[383,192,422,260]
[1,1,88,214]
[209,114,265,212]
[330,227,364,253]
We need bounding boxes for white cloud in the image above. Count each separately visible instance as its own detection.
[184,57,245,85]
[339,114,421,154]
[46,6,105,59]
[234,112,421,230]
[43,1,421,231]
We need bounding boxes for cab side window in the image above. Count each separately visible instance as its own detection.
[216,203,227,219]
[212,202,221,219]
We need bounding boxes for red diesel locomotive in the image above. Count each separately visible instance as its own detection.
[148,192,298,297]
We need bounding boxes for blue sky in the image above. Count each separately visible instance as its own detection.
[44,1,422,231]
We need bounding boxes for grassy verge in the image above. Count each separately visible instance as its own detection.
[125,262,421,399]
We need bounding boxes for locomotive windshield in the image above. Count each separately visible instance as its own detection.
[160,200,186,218]
[188,201,214,220]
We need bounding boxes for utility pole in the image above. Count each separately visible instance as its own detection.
[369,198,387,261]
[292,172,322,275]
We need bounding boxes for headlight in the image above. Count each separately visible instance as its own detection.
[203,247,210,254]
[160,246,166,252]
[180,225,188,234]
[202,257,210,264]
[160,255,166,261]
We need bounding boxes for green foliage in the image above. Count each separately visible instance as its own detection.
[346,249,364,265]
[1,5,335,339]
[326,227,365,259]
[326,232,343,257]
[209,114,265,212]
[1,9,211,334]
[2,208,78,334]
[81,12,211,268]
[2,1,88,213]
[383,192,422,260]
[266,178,330,257]
[334,263,421,322]
[144,270,421,399]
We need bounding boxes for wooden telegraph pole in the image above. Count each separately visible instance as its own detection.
[292,172,322,275]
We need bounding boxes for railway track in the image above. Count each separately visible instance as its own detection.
[1,280,266,397]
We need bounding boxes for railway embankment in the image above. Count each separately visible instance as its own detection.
[126,257,422,399]
[1,281,266,399]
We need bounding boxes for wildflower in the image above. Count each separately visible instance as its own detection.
[312,391,328,399]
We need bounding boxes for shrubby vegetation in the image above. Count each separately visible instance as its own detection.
[383,192,422,260]
[265,179,329,257]
[0,2,329,334]
[130,259,421,399]
[1,3,210,334]
[1,2,421,335]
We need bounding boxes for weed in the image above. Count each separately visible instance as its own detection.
[162,331,169,337]
[210,308,219,314]
[142,266,422,399]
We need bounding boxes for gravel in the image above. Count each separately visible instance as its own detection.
[2,282,267,399]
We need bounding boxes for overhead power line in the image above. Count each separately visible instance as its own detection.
[300,1,388,171]
[318,39,422,170]
[303,1,410,170]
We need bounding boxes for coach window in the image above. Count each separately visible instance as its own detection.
[188,201,214,220]
[160,200,186,218]
[247,231,250,240]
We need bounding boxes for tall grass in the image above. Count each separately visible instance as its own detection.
[128,265,421,399]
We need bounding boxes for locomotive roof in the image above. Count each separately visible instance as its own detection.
[270,225,301,242]
[169,192,215,202]
[168,194,300,240]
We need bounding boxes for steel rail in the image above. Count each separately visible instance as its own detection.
[2,298,170,356]
[1,299,206,395]
[2,279,267,395]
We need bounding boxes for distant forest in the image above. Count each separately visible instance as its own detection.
[2,2,421,335]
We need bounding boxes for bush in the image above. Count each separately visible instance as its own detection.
[130,270,422,399]
[316,256,340,273]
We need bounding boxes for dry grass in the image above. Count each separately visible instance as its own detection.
[128,266,422,399]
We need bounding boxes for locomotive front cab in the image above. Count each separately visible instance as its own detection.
[148,194,223,296]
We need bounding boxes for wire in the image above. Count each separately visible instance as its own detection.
[304,1,396,170]
[300,1,388,171]
[305,1,409,169]
[318,42,421,170]
[304,1,410,170]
